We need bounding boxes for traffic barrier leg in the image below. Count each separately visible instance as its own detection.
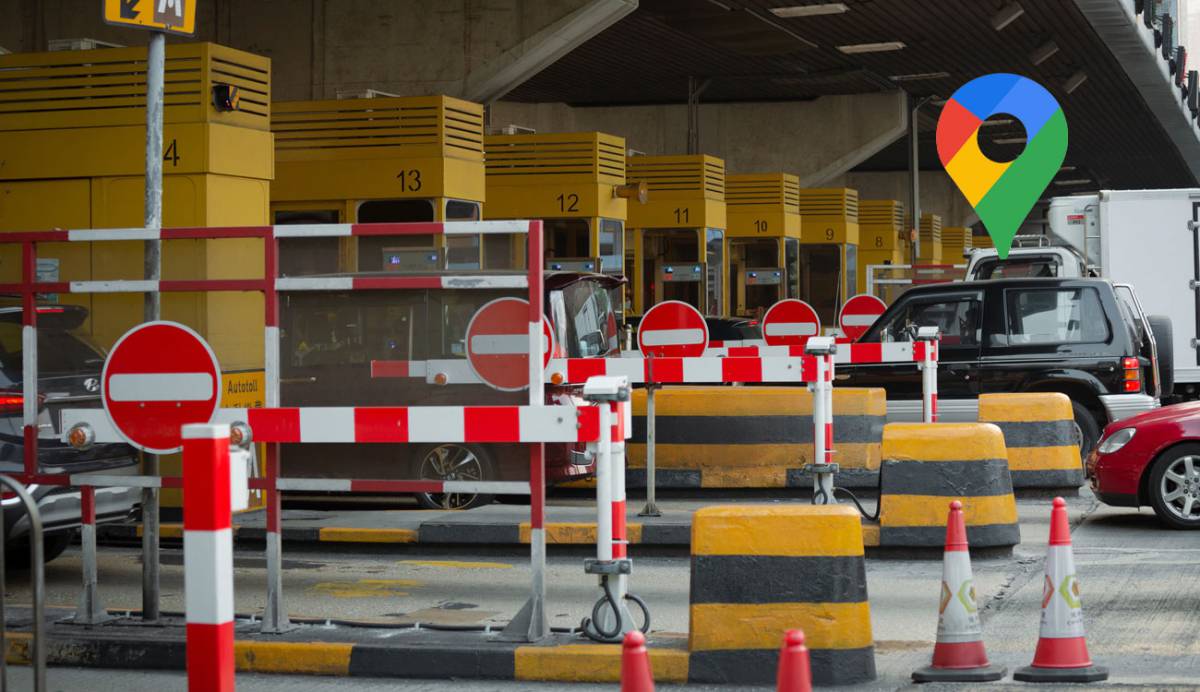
[920,337,938,423]
[71,485,113,626]
[260,443,291,634]
[583,378,639,642]
[183,424,235,692]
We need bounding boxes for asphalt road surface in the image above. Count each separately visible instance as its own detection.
[5,490,1198,689]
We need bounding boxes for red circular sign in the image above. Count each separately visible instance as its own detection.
[839,294,888,341]
[638,301,708,357]
[466,298,554,391]
[761,299,821,347]
[102,321,221,454]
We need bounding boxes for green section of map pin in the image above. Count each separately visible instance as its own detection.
[974,110,1068,258]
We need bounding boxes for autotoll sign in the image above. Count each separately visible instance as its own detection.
[839,294,888,341]
[103,0,198,36]
[465,298,554,391]
[761,299,821,347]
[638,300,708,357]
[102,321,221,454]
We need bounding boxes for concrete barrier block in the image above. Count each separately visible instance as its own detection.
[627,387,885,488]
[978,393,1083,489]
[688,505,876,686]
[878,423,1020,549]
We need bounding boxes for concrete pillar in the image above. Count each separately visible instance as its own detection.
[0,0,636,102]
[491,91,908,185]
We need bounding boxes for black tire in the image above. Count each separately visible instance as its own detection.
[1147,314,1174,398]
[1071,401,1101,463]
[6,529,76,568]
[1146,443,1200,530]
[413,443,496,510]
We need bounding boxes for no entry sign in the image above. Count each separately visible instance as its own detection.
[840,294,888,341]
[102,321,222,454]
[761,299,821,347]
[638,300,708,357]
[466,297,554,391]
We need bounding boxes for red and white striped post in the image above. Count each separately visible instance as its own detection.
[917,327,940,423]
[183,423,235,692]
[72,485,113,625]
[805,337,837,504]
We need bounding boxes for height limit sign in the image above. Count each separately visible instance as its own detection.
[104,0,197,36]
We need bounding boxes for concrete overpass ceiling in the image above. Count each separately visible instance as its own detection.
[506,0,1196,189]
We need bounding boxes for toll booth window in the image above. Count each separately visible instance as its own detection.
[275,209,341,277]
[799,245,841,326]
[706,229,724,315]
[546,219,591,259]
[445,199,481,221]
[599,219,624,272]
[356,199,436,272]
[562,280,619,357]
[282,292,427,370]
[446,235,481,270]
[785,239,800,300]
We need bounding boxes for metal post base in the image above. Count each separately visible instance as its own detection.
[260,532,295,634]
[637,502,661,518]
[497,596,548,642]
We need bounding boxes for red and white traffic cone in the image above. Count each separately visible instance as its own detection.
[1014,497,1108,682]
[620,630,654,692]
[912,500,1005,683]
[776,629,812,692]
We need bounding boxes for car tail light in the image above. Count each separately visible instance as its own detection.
[0,389,42,414]
[1123,357,1141,392]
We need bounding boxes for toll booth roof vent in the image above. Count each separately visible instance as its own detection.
[796,188,859,223]
[920,213,943,240]
[485,132,626,183]
[726,173,800,212]
[626,154,724,197]
[273,95,483,159]
[941,226,974,252]
[859,200,905,227]
[0,43,270,132]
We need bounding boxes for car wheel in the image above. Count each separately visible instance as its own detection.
[1147,445,1200,530]
[1071,401,1101,462]
[414,443,496,510]
[6,529,76,568]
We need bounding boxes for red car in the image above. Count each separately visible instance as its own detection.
[1087,402,1200,529]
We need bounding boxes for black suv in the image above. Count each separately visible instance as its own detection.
[0,303,141,562]
[839,278,1163,458]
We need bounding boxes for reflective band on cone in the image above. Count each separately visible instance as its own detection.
[1014,497,1109,683]
[912,501,1005,683]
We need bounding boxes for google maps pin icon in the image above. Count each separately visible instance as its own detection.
[937,74,1068,259]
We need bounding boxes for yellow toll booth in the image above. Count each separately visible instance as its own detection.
[857,199,906,294]
[941,226,973,262]
[725,173,802,318]
[918,213,943,264]
[972,230,993,249]
[484,131,631,301]
[0,43,273,507]
[625,154,726,316]
[797,188,859,325]
[271,95,486,272]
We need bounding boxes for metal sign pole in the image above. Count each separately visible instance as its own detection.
[639,353,660,517]
[141,29,165,624]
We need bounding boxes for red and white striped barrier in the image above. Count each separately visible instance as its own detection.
[703,340,937,364]
[547,355,817,385]
[183,424,235,692]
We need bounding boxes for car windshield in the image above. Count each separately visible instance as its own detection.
[560,280,619,357]
[974,256,1061,279]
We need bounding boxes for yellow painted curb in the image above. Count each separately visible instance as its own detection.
[978,392,1072,421]
[882,423,1007,461]
[690,602,873,651]
[519,522,643,544]
[234,641,353,675]
[880,493,1018,527]
[318,527,418,543]
[514,643,688,683]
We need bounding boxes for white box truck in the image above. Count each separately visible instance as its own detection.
[966,189,1197,400]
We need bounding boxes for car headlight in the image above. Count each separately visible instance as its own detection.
[1097,428,1136,454]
